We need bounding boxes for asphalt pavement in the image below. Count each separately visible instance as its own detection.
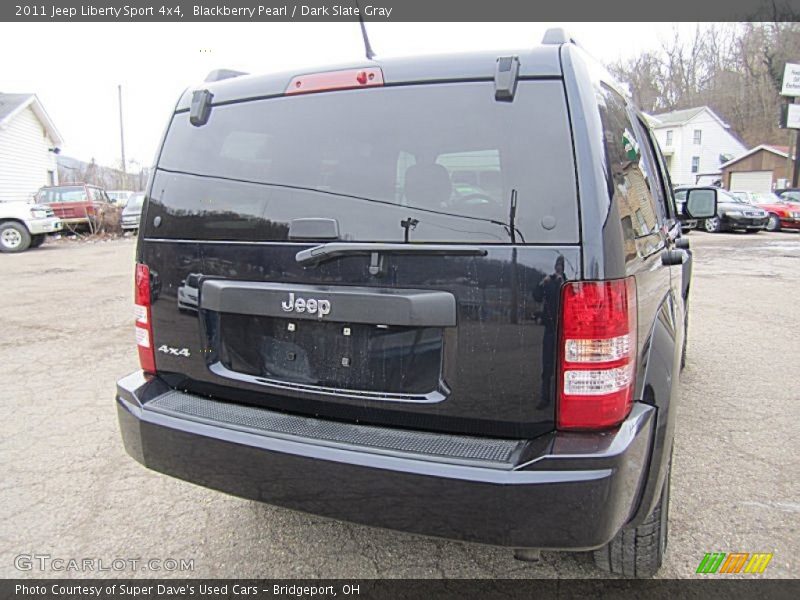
[1,231,798,579]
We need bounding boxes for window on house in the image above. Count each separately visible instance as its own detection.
[693,129,702,144]
[47,170,55,186]
[665,130,673,146]
[691,156,700,173]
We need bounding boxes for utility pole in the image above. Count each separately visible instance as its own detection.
[793,97,800,187]
[118,84,127,186]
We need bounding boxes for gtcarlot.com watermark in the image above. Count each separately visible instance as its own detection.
[14,553,194,573]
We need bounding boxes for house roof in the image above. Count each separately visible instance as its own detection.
[764,145,791,155]
[720,144,794,168]
[0,93,64,146]
[0,93,31,121]
[647,105,730,129]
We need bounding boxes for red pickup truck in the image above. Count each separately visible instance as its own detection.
[35,183,111,227]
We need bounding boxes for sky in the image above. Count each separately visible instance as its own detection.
[0,22,710,170]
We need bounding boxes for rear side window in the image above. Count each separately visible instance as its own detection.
[38,186,86,203]
[596,85,664,258]
[150,81,579,244]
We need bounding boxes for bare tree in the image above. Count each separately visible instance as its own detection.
[58,157,148,191]
[608,22,800,146]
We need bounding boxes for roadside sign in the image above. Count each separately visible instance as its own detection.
[788,104,800,129]
[781,63,800,96]
[781,63,800,187]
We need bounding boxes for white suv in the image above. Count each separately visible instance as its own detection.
[0,201,62,253]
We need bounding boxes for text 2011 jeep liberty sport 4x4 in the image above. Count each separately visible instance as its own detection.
[116,29,715,577]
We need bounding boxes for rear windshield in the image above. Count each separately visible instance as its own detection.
[150,81,578,243]
[127,193,145,209]
[38,186,86,203]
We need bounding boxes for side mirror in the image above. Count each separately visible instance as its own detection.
[684,188,717,219]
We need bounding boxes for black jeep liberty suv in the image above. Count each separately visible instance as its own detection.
[116,28,715,577]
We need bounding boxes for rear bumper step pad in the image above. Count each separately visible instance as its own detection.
[146,388,523,469]
[117,371,654,549]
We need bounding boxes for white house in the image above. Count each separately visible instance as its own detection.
[0,93,64,203]
[646,106,747,187]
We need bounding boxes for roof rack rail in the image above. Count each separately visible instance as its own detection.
[204,69,248,83]
[541,28,576,45]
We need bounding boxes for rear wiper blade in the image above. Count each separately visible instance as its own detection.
[296,242,488,267]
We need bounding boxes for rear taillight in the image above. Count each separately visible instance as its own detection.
[135,263,156,373]
[557,278,637,430]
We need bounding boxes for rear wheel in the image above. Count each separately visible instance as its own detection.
[593,457,671,577]
[30,234,46,248]
[703,217,721,233]
[765,214,781,232]
[0,222,31,253]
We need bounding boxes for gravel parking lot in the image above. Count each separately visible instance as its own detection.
[2,232,798,579]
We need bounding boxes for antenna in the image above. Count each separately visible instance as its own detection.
[354,1,376,59]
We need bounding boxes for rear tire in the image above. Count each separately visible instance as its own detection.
[765,214,781,232]
[593,457,671,577]
[703,217,721,233]
[0,221,32,253]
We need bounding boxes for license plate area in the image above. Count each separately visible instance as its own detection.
[217,313,444,396]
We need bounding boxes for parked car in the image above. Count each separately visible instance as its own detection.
[675,186,766,233]
[107,190,134,207]
[35,183,111,228]
[120,192,145,230]
[116,30,717,577]
[775,188,800,202]
[672,189,698,232]
[731,190,800,232]
[0,201,62,253]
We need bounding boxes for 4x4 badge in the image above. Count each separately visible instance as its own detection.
[281,292,331,319]
[158,345,191,357]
